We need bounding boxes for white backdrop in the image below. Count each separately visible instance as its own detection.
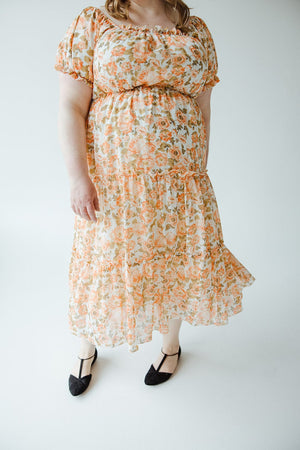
[0,0,299,449]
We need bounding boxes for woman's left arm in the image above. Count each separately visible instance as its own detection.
[195,87,212,169]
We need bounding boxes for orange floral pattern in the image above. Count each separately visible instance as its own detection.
[54,6,255,352]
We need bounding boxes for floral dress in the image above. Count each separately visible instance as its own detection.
[54,6,255,353]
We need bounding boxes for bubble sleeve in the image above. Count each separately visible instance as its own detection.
[194,16,220,91]
[54,6,100,88]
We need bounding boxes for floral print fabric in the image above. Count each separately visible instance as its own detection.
[54,6,255,352]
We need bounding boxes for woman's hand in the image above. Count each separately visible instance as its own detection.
[70,175,100,222]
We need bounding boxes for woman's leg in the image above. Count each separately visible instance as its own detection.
[70,336,96,378]
[152,318,182,372]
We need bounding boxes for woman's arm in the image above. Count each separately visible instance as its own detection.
[195,87,212,169]
[57,73,99,222]
[57,72,92,181]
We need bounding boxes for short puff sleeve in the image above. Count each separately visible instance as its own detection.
[194,17,220,91]
[54,6,99,88]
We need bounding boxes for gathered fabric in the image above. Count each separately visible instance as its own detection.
[54,6,255,352]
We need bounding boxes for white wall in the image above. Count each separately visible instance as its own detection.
[0,1,299,449]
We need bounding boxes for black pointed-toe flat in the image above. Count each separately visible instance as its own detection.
[68,347,98,396]
[144,345,181,386]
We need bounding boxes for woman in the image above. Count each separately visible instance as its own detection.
[54,0,255,396]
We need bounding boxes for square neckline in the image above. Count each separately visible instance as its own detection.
[97,6,194,34]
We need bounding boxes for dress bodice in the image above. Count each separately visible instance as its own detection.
[54,6,220,100]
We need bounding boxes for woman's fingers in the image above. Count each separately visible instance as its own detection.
[70,177,100,222]
[71,202,79,216]
[86,201,97,222]
[78,205,89,221]
[78,199,98,222]
[94,195,100,212]
[79,204,93,221]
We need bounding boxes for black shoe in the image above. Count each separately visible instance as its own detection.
[68,347,98,396]
[144,345,181,385]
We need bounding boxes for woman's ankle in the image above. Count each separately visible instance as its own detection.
[79,337,96,357]
[162,341,180,354]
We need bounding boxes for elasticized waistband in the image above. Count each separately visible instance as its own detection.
[92,85,199,101]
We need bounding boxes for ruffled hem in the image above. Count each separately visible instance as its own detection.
[69,290,252,354]
[54,63,93,88]
[68,242,255,353]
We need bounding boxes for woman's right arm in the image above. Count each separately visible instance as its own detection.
[57,72,99,222]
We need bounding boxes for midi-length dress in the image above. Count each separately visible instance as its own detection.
[54,6,255,353]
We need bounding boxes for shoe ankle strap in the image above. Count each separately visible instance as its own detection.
[161,346,180,356]
[77,352,95,360]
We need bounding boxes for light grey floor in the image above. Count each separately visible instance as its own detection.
[1,222,299,450]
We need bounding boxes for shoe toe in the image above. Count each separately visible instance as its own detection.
[144,364,172,385]
[68,374,92,396]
